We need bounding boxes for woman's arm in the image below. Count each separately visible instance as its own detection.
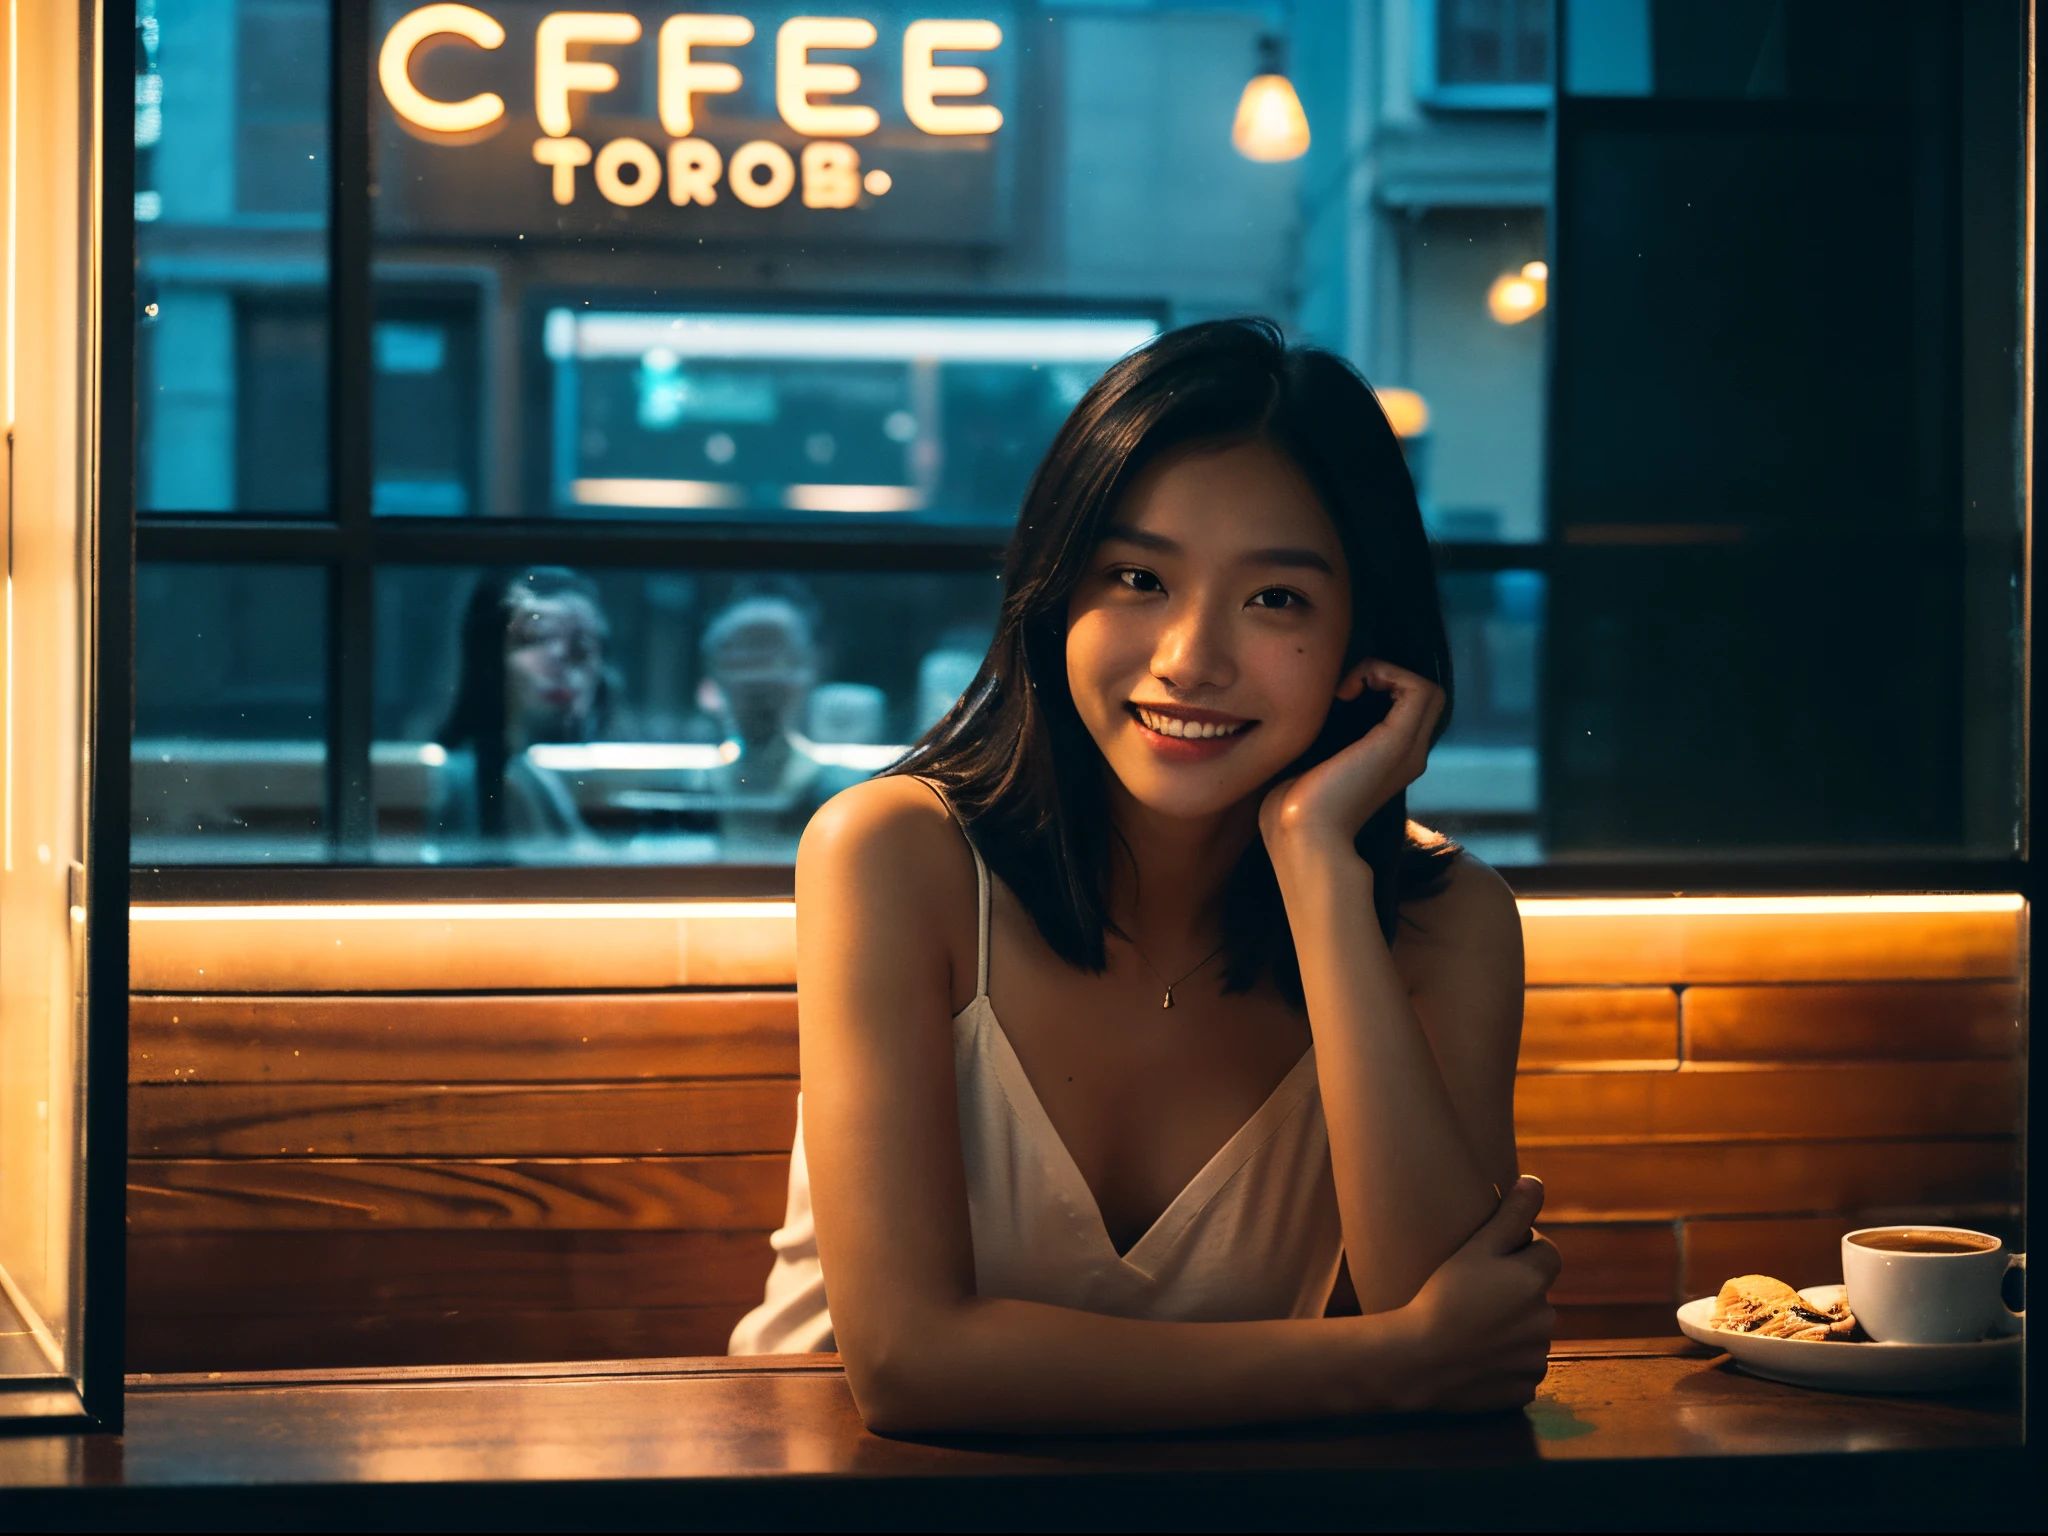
[798,776,1551,1433]
[1262,662,1529,1315]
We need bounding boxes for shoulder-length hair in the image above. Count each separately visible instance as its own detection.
[891,318,1459,1008]
[437,566,613,836]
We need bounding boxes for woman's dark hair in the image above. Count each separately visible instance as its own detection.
[437,566,611,836]
[892,319,1459,1008]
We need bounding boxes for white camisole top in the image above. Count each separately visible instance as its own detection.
[728,813,1345,1354]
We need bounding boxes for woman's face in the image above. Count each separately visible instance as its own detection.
[1065,440,1354,822]
[504,591,607,743]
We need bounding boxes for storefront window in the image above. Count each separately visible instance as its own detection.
[133,2,2021,879]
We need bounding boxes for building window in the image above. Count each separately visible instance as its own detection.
[1418,0,1554,110]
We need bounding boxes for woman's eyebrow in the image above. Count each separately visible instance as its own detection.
[1242,547,1338,575]
[1100,523,1178,553]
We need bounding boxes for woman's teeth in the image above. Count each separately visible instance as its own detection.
[1134,706,1248,740]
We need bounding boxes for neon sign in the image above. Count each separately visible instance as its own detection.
[378,6,1003,212]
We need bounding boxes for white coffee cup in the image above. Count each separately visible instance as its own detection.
[1841,1226,2026,1344]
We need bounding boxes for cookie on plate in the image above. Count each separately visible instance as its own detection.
[1710,1274,1855,1341]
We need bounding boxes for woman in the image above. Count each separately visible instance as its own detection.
[432,566,612,850]
[730,321,1558,1432]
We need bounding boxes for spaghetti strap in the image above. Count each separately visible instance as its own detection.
[911,778,993,1001]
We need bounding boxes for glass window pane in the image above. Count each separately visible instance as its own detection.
[137,0,329,515]
[373,565,1001,864]
[133,565,328,861]
[1411,570,1544,866]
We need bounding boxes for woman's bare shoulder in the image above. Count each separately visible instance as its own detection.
[1396,843,1523,987]
[798,775,978,922]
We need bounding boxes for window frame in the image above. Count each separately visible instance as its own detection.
[1414,0,1555,112]
[127,1,2029,902]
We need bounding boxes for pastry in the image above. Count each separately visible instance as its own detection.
[1709,1274,1855,1341]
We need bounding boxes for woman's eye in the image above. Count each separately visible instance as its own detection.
[1249,587,1304,611]
[1114,567,1163,594]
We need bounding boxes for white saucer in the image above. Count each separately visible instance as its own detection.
[1676,1285,2023,1394]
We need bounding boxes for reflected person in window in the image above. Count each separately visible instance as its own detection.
[432,566,611,855]
[698,593,867,861]
[729,321,1555,1431]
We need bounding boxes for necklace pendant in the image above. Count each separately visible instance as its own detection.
[1162,987,1173,1009]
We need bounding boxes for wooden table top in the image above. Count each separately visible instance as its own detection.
[0,1339,2030,1531]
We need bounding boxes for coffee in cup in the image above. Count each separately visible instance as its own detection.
[1841,1226,2025,1344]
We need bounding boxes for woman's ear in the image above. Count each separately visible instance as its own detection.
[1335,657,1374,702]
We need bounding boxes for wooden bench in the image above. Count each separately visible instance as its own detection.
[127,898,2023,1370]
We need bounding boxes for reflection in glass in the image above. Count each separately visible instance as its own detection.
[538,311,1158,525]
[374,567,1001,864]
[132,565,327,862]
[136,0,329,515]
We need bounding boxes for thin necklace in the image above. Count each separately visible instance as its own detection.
[1127,937,1228,1010]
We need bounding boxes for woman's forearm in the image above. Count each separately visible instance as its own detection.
[1271,843,1497,1314]
[848,1295,1414,1435]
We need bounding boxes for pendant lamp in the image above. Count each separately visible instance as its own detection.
[1232,35,1310,163]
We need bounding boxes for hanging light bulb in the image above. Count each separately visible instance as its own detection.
[1233,35,1310,163]
[1487,261,1550,325]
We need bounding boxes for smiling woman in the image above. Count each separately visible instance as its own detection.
[728,320,1551,1434]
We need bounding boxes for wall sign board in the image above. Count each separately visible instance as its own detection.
[376,3,1017,244]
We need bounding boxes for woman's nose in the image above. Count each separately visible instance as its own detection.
[1151,600,1235,692]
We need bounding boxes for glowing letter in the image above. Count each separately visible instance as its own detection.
[532,135,592,203]
[902,19,1001,135]
[658,14,753,136]
[379,5,506,134]
[728,139,796,207]
[776,17,880,137]
[668,139,724,205]
[801,141,859,207]
[594,137,662,205]
[535,11,641,137]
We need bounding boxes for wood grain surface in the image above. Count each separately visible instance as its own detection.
[131,1079,800,1157]
[126,1155,791,1231]
[1680,982,2021,1060]
[1519,988,1678,1067]
[130,993,799,1082]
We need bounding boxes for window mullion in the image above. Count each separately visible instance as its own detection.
[328,0,374,855]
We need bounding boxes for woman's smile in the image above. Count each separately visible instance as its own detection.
[1128,701,1258,760]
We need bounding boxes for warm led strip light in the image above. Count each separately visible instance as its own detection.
[128,895,2021,923]
[1517,894,2023,917]
[130,901,798,923]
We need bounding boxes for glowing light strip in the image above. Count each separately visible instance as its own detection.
[128,895,2022,925]
[570,477,746,509]
[131,901,798,923]
[1517,894,2024,918]
[569,313,1159,364]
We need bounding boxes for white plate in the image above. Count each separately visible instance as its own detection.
[1676,1285,2023,1394]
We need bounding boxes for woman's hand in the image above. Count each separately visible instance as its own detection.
[1259,658,1444,863]
[1385,1176,1560,1413]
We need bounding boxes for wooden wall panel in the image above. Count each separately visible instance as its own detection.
[1515,1062,2019,1143]
[130,993,800,1083]
[126,1156,792,1232]
[1524,1139,2019,1223]
[126,1305,752,1374]
[129,902,799,993]
[1543,1224,1677,1305]
[1519,989,1678,1068]
[132,1080,800,1158]
[129,1231,775,1316]
[1681,983,2021,1061]
[1519,901,2022,985]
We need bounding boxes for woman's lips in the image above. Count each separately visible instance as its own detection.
[1127,703,1256,762]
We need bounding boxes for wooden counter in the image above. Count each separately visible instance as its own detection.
[0,1341,2030,1530]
